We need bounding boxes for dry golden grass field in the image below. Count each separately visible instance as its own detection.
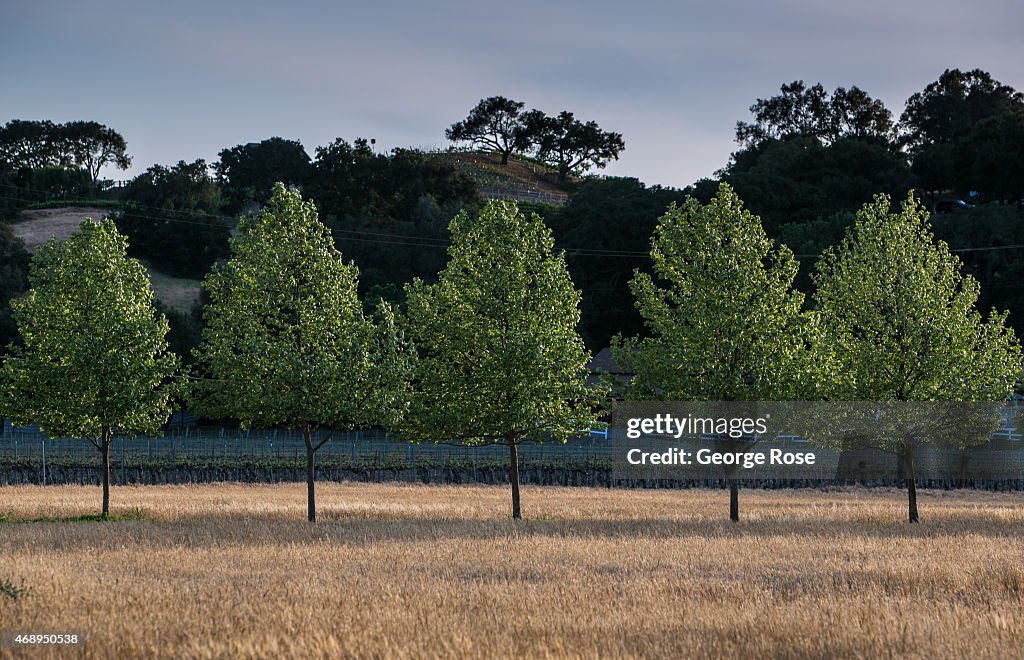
[1,483,1023,659]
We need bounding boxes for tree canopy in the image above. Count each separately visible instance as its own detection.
[722,134,913,233]
[900,69,1024,196]
[0,119,130,180]
[961,109,1024,205]
[403,200,601,518]
[307,138,479,298]
[614,183,817,402]
[118,159,230,279]
[735,81,894,148]
[446,96,527,165]
[63,121,132,181]
[309,138,478,222]
[0,218,179,515]
[214,137,312,212]
[900,68,1024,150]
[520,110,625,182]
[813,192,1021,402]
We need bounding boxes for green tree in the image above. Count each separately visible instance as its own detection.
[446,96,527,165]
[403,200,601,519]
[736,81,894,148]
[193,184,408,522]
[520,110,625,183]
[0,224,31,354]
[0,219,179,516]
[62,121,131,182]
[962,110,1024,205]
[546,177,689,349]
[900,69,1024,195]
[811,192,1022,522]
[613,183,819,521]
[215,137,312,212]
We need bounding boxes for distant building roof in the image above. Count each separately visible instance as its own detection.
[587,347,633,389]
[588,347,625,375]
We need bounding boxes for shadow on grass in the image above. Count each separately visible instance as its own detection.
[68,507,1024,546]
[0,510,145,524]
[4,492,1024,549]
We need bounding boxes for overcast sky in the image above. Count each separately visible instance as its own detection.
[2,0,1022,188]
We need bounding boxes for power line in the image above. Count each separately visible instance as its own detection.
[1,193,656,257]
[794,244,1024,259]
[4,190,1024,258]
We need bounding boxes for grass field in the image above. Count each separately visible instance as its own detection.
[1,484,1023,658]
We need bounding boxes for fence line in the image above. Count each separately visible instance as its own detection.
[477,185,569,205]
[0,426,611,470]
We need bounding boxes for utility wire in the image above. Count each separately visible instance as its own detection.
[4,189,1024,258]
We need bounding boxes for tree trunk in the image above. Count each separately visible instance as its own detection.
[306,445,316,523]
[101,430,110,518]
[905,448,919,523]
[508,438,521,520]
[727,434,740,522]
[304,427,316,523]
[500,150,510,165]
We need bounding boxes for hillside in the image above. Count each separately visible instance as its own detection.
[4,153,566,315]
[10,207,203,316]
[432,151,570,205]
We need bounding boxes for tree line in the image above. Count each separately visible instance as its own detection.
[1,182,1020,526]
[553,69,1024,350]
[0,67,1022,437]
[0,119,131,182]
[2,68,1022,358]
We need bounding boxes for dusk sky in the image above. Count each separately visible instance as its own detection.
[3,0,1022,188]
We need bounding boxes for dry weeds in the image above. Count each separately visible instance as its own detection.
[10,207,112,250]
[1,483,1022,658]
[10,208,203,315]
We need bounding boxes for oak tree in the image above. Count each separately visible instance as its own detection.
[0,120,131,180]
[900,69,1024,195]
[735,81,894,148]
[214,138,312,212]
[521,110,625,183]
[63,121,132,181]
[446,96,527,165]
